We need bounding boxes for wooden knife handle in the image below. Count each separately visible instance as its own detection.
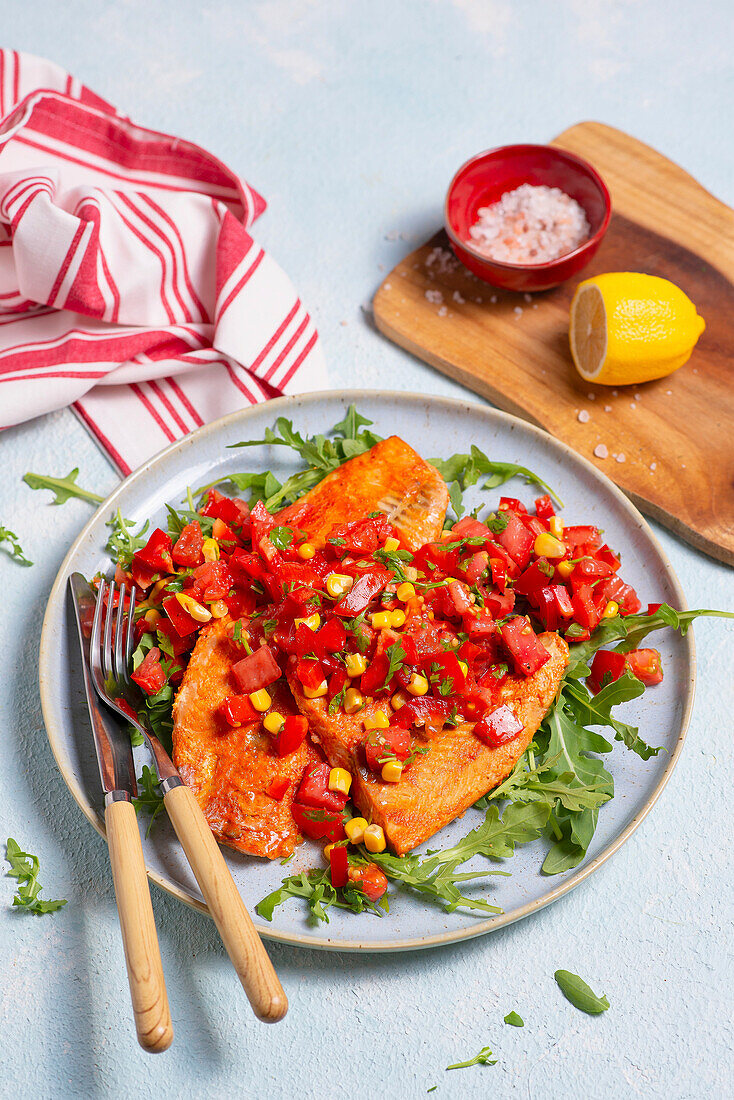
[105,797,173,1053]
[163,782,287,1023]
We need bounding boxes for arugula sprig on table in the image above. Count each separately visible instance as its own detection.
[0,525,32,566]
[4,839,67,914]
[23,467,104,505]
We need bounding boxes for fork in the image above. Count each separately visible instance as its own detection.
[92,578,288,1023]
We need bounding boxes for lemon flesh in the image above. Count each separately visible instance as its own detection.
[569,272,705,386]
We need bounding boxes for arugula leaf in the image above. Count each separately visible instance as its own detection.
[565,673,659,760]
[554,969,610,1014]
[0,526,32,566]
[485,510,509,534]
[430,446,562,524]
[105,510,150,568]
[132,766,165,836]
[446,1046,497,1070]
[165,503,215,541]
[4,838,67,914]
[504,1011,524,1026]
[372,546,414,582]
[23,468,104,505]
[256,866,388,923]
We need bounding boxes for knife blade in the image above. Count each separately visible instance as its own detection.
[68,571,136,798]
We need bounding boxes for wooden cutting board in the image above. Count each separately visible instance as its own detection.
[373,122,734,566]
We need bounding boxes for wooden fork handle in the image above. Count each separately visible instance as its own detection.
[162,781,287,1023]
[105,796,173,1053]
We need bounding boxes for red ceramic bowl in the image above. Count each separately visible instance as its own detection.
[444,144,612,292]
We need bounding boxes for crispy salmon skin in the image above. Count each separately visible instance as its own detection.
[289,632,568,855]
[172,617,322,859]
[277,435,449,550]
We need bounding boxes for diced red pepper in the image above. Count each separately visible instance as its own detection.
[587,650,628,694]
[249,500,276,549]
[229,548,267,582]
[212,516,240,547]
[500,616,551,676]
[595,544,621,572]
[200,490,249,527]
[266,776,290,801]
[333,568,391,616]
[172,522,204,567]
[329,844,349,888]
[518,513,546,538]
[447,580,473,615]
[564,525,602,550]
[534,587,559,631]
[156,617,195,656]
[392,696,454,729]
[190,561,234,602]
[496,511,535,569]
[315,617,347,655]
[360,652,391,695]
[130,555,159,590]
[218,694,260,727]
[296,658,326,691]
[364,726,411,773]
[534,494,555,521]
[291,802,345,843]
[625,648,663,686]
[489,556,507,591]
[296,763,348,812]
[571,584,602,631]
[135,527,174,573]
[646,602,663,615]
[162,594,200,637]
[231,645,281,694]
[328,667,349,699]
[131,647,166,695]
[550,584,574,619]
[514,558,555,599]
[473,704,524,747]
[499,496,527,514]
[273,715,308,756]
[347,863,388,901]
[424,651,466,694]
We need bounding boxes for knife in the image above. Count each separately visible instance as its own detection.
[68,574,173,1054]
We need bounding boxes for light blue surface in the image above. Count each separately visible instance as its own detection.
[1,2,732,1097]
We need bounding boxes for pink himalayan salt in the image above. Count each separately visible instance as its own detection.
[578,410,590,423]
[468,183,590,265]
[594,443,609,459]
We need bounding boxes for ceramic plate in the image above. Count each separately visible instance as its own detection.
[39,391,695,951]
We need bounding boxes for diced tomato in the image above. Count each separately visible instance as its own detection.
[518,513,546,538]
[587,650,627,694]
[266,776,290,801]
[293,622,319,658]
[360,652,391,695]
[500,616,551,676]
[156,617,195,656]
[483,589,515,618]
[190,561,234,602]
[464,550,489,585]
[392,697,454,729]
[573,558,613,580]
[224,588,258,619]
[291,802,345,843]
[499,496,527,514]
[489,556,507,591]
[130,555,159,590]
[534,494,555,520]
[399,634,420,665]
[424,651,466,694]
[329,845,349,888]
[326,515,394,555]
[296,658,326,691]
[564,525,602,550]
[347,863,388,901]
[328,667,349,699]
[459,692,490,721]
[596,544,621,572]
[514,558,555,599]
[229,548,267,582]
[172,522,204,567]
[218,694,259,727]
[296,763,348,812]
[315,617,347,655]
[212,516,240,548]
[273,715,308,756]
[462,608,496,638]
[411,540,460,578]
[248,499,275,548]
[131,647,166,695]
[571,584,602,631]
[601,575,642,615]
[646,602,663,615]
[162,594,200,637]
[451,516,493,540]
[625,648,663,686]
[135,528,174,573]
[534,587,559,631]
[231,645,281,693]
[550,584,574,618]
[473,704,524,747]
[333,568,391,616]
[496,512,535,569]
[446,580,472,616]
[364,726,411,773]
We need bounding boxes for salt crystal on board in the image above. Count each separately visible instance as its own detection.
[490,295,498,304]
[588,393,596,400]
[452,291,466,304]
[513,306,523,318]
[425,289,444,304]
[437,306,448,317]
[524,293,532,303]
[604,405,612,412]
[594,444,609,459]
[616,453,626,463]
[578,410,590,423]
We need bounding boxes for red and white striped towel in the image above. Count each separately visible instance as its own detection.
[0,50,326,473]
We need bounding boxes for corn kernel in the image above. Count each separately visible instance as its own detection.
[364,709,389,730]
[389,608,406,629]
[533,532,566,559]
[381,760,403,783]
[549,516,564,539]
[326,573,353,599]
[263,711,285,734]
[602,600,619,619]
[404,566,419,582]
[328,767,352,796]
[144,609,161,627]
[407,673,429,696]
[303,681,328,699]
[458,659,468,676]
[298,542,316,560]
[202,537,219,562]
[383,536,400,552]
[345,817,368,844]
[248,689,272,712]
[345,652,368,678]
[176,592,212,622]
[391,690,408,711]
[557,560,575,579]
[343,688,364,714]
[323,843,336,859]
[294,612,321,632]
[209,599,228,619]
[363,823,386,853]
[371,611,392,629]
[396,582,416,602]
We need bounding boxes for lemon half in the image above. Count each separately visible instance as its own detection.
[569,272,705,386]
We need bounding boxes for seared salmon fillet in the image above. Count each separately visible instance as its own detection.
[172,617,322,859]
[288,632,568,855]
[276,435,449,550]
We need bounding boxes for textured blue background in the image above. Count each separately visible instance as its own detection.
[1,2,733,1097]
